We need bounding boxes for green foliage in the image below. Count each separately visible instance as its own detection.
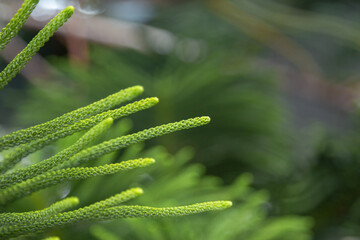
[1,117,313,239]
[0,4,74,89]
[0,158,155,205]
[0,88,154,175]
[0,84,229,239]
[0,0,39,51]
[19,46,291,181]
[60,116,210,169]
[1,200,231,239]
[0,2,231,239]
[0,86,144,150]
[0,118,114,187]
[51,122,312,240]
[0,196,79,225]
[271,125,360,239]
[11,1,291,181]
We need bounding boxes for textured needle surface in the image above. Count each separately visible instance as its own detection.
[0,159,155,204]
[0,0,39,51]
[0,6,74,89]
[0,197,79,225]
[0,86,144,151]
[0,118,113,188]
[0,201,232,238]
[62,116,211,168]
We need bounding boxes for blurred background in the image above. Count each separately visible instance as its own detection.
[1,0,360,239]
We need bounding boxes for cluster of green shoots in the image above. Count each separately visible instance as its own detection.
[0,0,231,239]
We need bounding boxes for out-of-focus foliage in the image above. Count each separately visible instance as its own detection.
[207,0,360,81]
[17,46,292,183]
[273,123,360,239]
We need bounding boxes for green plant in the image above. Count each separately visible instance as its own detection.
[17,46,292,182]
[0,2,231,239]
[0,0,74,90]
[4,118,313,240]
[67,121,313,240]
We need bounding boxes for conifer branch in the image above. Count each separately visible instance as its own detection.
[0,97,158,151]
[0,201,232,238]
[62,116,211,168]
[0,6,74,89]
[0,197,79,225]
[0,0,39,51]
[0,86,143,151]
[0,134,65,175]
[0,118,113,187]
[0,96,156,173]
[0,159,155,204]
[0,188,141,225]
